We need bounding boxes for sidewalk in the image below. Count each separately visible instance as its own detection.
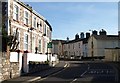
[2,61,67,83]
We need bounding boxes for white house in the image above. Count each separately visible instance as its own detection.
[63,33,90,59]
[87,29,119,58]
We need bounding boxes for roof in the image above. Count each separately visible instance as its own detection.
[93,35,119,40]
[52,40,66,44]
[45,20,52,31]
[15,0,52,31]
[64,38,88,44]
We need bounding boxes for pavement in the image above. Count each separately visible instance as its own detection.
[2,61,67,83]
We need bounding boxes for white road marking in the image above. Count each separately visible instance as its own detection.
[51,63,70,76]
[64,64,68,68]
[25,63,69,82]
[26,77,41,82]
[80,70,87,77]
[70,78,77,83]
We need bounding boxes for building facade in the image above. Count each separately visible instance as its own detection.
[4,0,52,54]
[63,33,90,59]
[52,40,65,58]
[87,30,119,58]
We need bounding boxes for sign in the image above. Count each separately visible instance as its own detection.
[47,42,52,48]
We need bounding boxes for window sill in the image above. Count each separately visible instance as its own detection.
[13,19,19,23]
[24,24,29,27]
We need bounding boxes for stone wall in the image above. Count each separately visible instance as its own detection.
[0,52,20,81]
[29,61,51,73]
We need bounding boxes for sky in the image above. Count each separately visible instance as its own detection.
[25,1,118,40]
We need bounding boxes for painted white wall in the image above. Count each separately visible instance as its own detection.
[10,52,19,62]
[88,36,119,57]
[27,53,47,62]
[23,53,58,73]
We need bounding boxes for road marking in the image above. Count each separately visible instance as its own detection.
[25,77,41,82]
[70,78,77,83]
[37,63,70,82]
[25,63,69,82]
[64,64,68,68]
[80,70,87,77]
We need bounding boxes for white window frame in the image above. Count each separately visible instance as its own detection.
[13,4,19,21]
[33,16,36,28]
[24,33,28,50]
[24,11,29,25]
[12,28,20,49]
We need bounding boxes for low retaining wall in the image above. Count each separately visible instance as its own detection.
[29,61,51,73]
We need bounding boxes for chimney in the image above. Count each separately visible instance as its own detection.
[75,33,79,40]
[92,30,98,35]
[86,32,90,38]
[80,32,84,39]
[67,37,69,42]
[99,29,107,35]
[119,31,120,36]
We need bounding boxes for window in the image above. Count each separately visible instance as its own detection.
[73,44,74,49]
[34,17,36,28]
[44,24,46,35]
[68,44,70,49]
[24,11,29,25]
[16,31,20,49]
[79,43,80,48]
[38,20,42,32]
[38,40,41,52]
[24,34,28,50]
[11,29,20,49]
[13,5,19,21]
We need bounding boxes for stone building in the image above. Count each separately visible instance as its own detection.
[5,0,52,54]
[0,0,52,81]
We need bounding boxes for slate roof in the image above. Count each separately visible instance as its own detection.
[63,38,88,44]
[52,40,66,44]
[93,35,119,40]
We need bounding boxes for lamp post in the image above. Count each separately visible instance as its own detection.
[89,30,94,60]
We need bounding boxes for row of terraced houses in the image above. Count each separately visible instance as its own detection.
[1,0,53,81]
[2,0,52,54]
[52,30,120,61]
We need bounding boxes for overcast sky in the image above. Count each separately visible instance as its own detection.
[25,1,118,40]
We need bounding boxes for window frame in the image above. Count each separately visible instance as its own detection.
[33,17,36,28]
[24,11,29,25]
[13,4,19,21]
[24,33,28,50]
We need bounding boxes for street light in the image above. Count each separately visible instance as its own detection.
[89,30,94,60]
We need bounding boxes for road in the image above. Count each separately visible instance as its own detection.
[35,60,118,83]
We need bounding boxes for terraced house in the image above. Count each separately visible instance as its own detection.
[1,0,52,81]
[3,0,52,54]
